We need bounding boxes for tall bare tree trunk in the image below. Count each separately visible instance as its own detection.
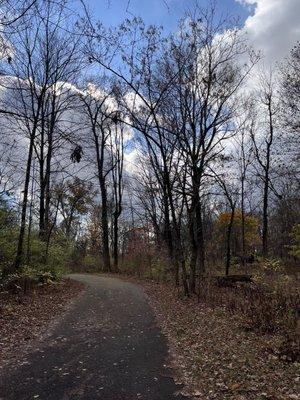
[26,161,36,264]
[94,131,111,273]
[188,212,197,293]
[226,206,235,276]
[112,213,119,271]
[14,134,36,271]
[100,179,111,272]
[195,200,205,277]
[241,175,246,269]
[262,101,273,259]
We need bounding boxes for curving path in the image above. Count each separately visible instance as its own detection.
[0,274,189,400]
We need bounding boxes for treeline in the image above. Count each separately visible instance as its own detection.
[0,0,299,295]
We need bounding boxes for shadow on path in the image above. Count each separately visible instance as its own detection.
[1,274,190,400]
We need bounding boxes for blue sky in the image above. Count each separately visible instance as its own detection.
[79,0,252,32]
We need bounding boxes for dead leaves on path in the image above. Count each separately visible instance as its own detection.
[0,279,84,368]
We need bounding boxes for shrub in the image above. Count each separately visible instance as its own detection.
[288,223,300,260]
[0,264,65,295]
[197,275,300,362]
[82,254,102,272]
[237,285,299,334]
[260,258,284,275]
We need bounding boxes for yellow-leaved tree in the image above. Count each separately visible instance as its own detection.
[214,209,260,266]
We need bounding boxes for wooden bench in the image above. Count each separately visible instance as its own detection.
[215,274,253,287]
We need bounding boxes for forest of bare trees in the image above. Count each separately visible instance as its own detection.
[0,0,298,296]
[0,2,299,398]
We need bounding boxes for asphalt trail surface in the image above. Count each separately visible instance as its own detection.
[1,274,189,400]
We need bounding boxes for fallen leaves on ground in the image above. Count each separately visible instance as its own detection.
[0,278,84,368]
[124,277,300,400]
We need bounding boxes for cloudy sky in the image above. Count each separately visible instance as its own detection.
[73,0,299,174]
[80,0,300,65]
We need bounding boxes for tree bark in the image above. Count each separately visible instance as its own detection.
[94,130,111,273]
[226,206,235,276]
[100,179,111,272]
[14,134,36,271]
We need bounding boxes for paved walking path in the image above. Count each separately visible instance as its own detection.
[1,274,188,400]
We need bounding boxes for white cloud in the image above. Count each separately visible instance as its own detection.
[238,0,300,64]
[124,147,140,175]
[236,0,256,5]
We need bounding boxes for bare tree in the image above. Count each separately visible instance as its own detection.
[233,100,255,268]
[251,72,279,258]
[1,0,85,271]
[83,6,258,293]
[154,8,258,291]
[211,165,239,275]
[0,0,38,27]
[79,83,120,272]
[110,122,124,271]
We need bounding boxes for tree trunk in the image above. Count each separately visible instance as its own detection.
[100,181,111,272]
[44,134,53,244]
[162,191,177,284]
[44,93,56,245]
[241,176,246,269]
[225,206,235,276]
[261,97,274,259]
[13,135,35,271]
[38,114,46,241]
[191,169,205,291]
[112,211,120,271]
[39,175,46,239]
[262,173,269,258]
[92,125,111,273]
[26,162,35,265]
[195,200,205,276]
[188,211,197,293]
[164,167,188,294]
